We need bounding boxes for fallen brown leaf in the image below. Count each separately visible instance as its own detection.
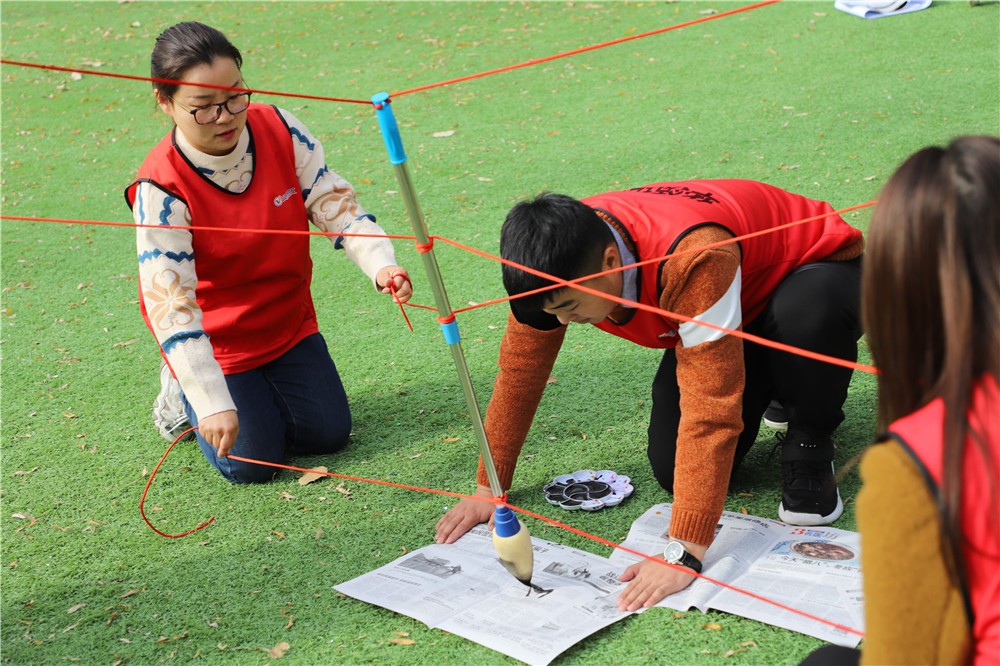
[67,603,86,614]
[389,638,416,646]
[279,491,295,501]
[119,589,140,599]
[267,641,291,659]
[13,468,38,476]
[334,482,351,497]
[703,622,723,631]
[297,467,328,485]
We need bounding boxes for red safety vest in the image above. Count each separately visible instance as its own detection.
[888,376,1000,665]
[584,180,862,348]
[125,104,317,374]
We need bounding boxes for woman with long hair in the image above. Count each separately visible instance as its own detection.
[804,135,999,664]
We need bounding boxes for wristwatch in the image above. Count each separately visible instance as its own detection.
[663,540,703,573]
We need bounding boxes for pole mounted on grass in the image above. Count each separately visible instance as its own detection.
[371,92,534,589]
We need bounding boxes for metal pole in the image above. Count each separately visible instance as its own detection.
[370,92,503,498]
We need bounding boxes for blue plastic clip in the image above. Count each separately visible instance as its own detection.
[440,317,460,344]
[371,92,407,165]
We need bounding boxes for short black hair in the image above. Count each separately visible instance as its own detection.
[500,193,613,317]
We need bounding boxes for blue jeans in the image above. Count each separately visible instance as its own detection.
[182,333,352,483]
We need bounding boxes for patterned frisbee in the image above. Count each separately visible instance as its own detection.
[542,469,634,511]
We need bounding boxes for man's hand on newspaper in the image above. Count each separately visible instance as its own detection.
[616,542,707,611]
[435,484,495,544]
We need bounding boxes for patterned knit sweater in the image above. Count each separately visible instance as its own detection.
[133,108,397,420]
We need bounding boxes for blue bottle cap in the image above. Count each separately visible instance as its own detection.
[493,506,521,537]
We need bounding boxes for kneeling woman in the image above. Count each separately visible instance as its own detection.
[127,22,412,483]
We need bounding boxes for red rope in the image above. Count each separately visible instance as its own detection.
[1,204,878,372]
[0,59,370,105]
[391,0,782,97]
[141,439,862,637]
[508,501,864,637]
[0,215,418,242]
[437,201,879,375]
[139,427,215,538]
[387,272,414,332]
[2,1,778,108]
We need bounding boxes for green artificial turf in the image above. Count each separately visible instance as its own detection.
[2,1,998,664]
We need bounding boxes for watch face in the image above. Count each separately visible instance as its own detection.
[663,541,684,563]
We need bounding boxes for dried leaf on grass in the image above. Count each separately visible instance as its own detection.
[13,468,38,476]
[67,603,86,614]
[389,638,416,646]
[432,130,455,138]
[335,482,351,497]
[297,467,328,485]
[267,641,291,658]
[703,622,723,630]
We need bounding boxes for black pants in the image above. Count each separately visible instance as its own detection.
[647,258,862,491]
[799,645,860,666]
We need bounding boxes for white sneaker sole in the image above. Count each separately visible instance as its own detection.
[763,417,788,431]
[779,492,844,526]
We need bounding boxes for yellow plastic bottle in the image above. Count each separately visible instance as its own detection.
[492,506,534,586]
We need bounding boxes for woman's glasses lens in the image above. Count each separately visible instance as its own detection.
[193,93,251,124]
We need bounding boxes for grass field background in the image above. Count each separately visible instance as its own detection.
[2,1,998,664]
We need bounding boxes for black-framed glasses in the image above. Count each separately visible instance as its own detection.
[169,91,252,125]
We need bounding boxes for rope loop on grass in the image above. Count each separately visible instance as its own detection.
[139,426,215,538]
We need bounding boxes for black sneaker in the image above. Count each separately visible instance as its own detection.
[778,431,843,526]
[763,400,788,431]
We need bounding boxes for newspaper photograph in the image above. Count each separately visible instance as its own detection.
[335,524,635,666]
[608,504,865,647]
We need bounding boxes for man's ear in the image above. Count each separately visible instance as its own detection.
[603,242,621,270]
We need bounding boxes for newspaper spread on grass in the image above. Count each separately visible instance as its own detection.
[336,505,864,663]
[608,503,865,647]
[334,524,634,666]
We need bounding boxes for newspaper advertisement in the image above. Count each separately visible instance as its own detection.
[608,504,865,647]
[334,524,634,666]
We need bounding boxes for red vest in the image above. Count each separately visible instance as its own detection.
[888,376,1000,665]
[584,180,862,348]
[126,104,317,374]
